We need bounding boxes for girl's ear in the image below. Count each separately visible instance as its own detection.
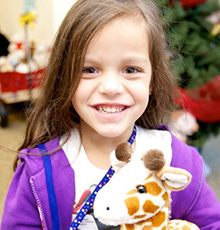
[156,166,192,191]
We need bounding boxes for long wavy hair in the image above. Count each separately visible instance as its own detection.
[17,0,177,159]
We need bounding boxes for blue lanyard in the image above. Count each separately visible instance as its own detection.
[68,126,137,230]
[38,144,60,230]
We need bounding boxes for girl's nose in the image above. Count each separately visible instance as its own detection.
[99,72,124,96]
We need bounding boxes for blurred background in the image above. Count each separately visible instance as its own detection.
[0,0,220,223]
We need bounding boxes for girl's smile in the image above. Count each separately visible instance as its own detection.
[93,104,127,114]
[91,103,130,122]
[72,14,152,142]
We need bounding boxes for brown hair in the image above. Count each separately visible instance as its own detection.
[19,0,176,152]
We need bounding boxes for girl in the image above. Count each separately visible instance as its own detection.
[1,0,220,229]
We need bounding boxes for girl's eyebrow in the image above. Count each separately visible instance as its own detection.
[84,54,150,65]
[83,55,100,64]
[122,55,150,65]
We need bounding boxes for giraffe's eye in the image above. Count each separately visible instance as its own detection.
[136,185,147,194]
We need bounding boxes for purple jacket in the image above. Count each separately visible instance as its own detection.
[1,131,220,229]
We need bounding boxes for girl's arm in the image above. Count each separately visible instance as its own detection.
[1,161,43,229]
[184,173,220,230]
[171,139,220,229]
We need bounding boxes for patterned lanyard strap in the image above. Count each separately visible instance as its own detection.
[69,126,137,230]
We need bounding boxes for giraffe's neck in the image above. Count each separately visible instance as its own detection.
[121,205,170,230]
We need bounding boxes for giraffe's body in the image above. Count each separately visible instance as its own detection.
[94,144,200,230]
[121,217,198,230]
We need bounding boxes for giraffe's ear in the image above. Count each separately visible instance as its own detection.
[157,166,192,191]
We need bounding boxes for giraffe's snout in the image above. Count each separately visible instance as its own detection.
[94,193,131,226]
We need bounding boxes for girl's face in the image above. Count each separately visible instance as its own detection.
[72,15,152,141]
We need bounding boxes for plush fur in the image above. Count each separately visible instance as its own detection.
[94,144,199,230]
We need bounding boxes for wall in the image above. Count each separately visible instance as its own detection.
[52,0,77,37]
[0,0,77,46]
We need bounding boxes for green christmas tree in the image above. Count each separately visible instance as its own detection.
[158,0,220,149]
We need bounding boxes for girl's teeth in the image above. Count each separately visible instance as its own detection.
[96,106,125,113]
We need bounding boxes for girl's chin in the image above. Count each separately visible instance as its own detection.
[91,125,134,141]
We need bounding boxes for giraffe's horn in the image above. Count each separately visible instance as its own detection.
[115,142,133,162]
[142,149,165,171]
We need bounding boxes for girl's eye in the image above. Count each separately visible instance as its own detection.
[83,67,98,74]
[123,67,141,74]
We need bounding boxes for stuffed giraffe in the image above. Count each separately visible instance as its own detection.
[94,143,200,230]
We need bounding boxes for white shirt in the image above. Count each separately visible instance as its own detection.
[59,129,107,203]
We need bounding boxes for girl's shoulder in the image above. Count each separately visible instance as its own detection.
[170,132,203,173]
[18,137,62,177]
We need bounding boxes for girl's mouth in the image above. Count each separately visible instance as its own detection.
[95,105,127,114]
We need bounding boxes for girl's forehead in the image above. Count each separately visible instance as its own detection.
[85,13,150,59]
[89,14,149,46]
[102,14,147,31]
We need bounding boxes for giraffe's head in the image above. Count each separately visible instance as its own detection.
[94,143,192,226]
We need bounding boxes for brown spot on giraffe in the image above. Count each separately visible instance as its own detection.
[125,224,135,230]
[124,223,135,230]
[151,211,166,227]
[182,226,191,230]
[125,196,140,216]
[134,214,146,219]
[162,192,169,201]
[136,218,151,225]
[143,200,159,213]
[145,174,153,180]
[145,182,162,196]
[126,189,136,196]
[142,226,153,230]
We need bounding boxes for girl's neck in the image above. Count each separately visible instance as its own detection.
[79,125,135,170]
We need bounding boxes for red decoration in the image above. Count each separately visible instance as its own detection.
[16,42,23,49]
[0,69,45,93]
[169,0,207,8]
[175,76,220,123]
